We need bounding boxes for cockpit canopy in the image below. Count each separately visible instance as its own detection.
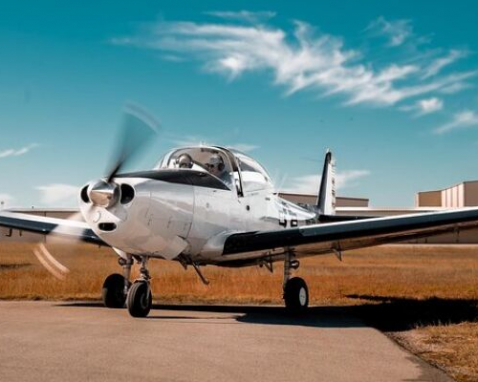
[156,146,273,194]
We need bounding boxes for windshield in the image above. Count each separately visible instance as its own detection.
[157,147,234,189]
[230,150,273,193]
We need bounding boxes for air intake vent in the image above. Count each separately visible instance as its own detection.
[80,185,90,203]
[98,223,117,232]
[120,184,135,204]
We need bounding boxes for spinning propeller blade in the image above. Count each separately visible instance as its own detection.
[105,103,160,182]
[32,212,84,280]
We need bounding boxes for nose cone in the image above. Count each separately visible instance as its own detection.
[88,180,120,208]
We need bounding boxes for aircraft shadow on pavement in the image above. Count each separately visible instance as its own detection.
[58,297,478,330]
[151,304,365,328]
[57,302,363,328]
[344,295,478,332]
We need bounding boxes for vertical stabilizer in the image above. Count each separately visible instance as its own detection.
[316,149,336,215]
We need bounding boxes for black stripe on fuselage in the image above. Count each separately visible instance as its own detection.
[222,208,478,255]
[115,170,231,191]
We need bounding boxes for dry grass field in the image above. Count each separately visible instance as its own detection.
[1,241,477,381]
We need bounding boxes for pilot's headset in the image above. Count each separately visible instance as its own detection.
[209,154,225,171]
[176,153,193,169]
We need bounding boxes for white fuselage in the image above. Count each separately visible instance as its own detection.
[79,172,316,263]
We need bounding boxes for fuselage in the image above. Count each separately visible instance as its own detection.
[79,147,317,263]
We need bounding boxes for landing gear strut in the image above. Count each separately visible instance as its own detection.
[102,255,133,308]
[126,256,152,318]
[283,251,309,313]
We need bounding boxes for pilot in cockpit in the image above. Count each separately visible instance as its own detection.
[206,153,232,188]
[176,153,193,169]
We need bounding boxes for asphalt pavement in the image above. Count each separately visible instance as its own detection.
[0,301,452,382]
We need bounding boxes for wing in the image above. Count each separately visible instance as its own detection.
[220,208,478,264]
[0,211,105,245]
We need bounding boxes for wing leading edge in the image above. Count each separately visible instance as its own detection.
[0,211,104,245]
[222,208,478,257]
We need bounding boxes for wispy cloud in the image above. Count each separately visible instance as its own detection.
[0,143,38,159]
[169,135,212,147]
[417,97,443,115]
[366,16,413,47]
[168,134,258,152]
[205,10,276,24]
[228,143,259,152]
[336,170,371,189]
[434,110,478,134]
[422,49,468,79]
[439,81,472,94]
[36,184,79,207]
[112,14,476,108]
[284,169,370,194]
[0,193,15,207]
[401,97,444,116]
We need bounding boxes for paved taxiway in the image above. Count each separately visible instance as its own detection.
[0,301,451,382]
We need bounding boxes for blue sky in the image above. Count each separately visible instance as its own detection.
[1,0,478,208]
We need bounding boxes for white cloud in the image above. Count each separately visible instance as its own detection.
[205,10,276,24]
[168,133,258,152]
[366,16,413,47]
[0,143,38,159]
[36,184,79,207]
[228,143,259,152]
[284,170,370,194]
[161,54,185,62]
[422,49,468,79]
[417,97,443,115]
[112,17,476,108]
[439,82,472,94]
[284,174,319,194]
[336,170,371,189]
[434,110,478,134]
[0,193,15,208]
[170,135,212,147]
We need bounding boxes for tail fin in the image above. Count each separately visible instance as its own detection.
[316,149,336,215]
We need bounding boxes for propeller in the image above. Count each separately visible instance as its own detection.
[89,103,159,208]
[33,103,160,279]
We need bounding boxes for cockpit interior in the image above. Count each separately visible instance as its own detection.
[156,146,273,195]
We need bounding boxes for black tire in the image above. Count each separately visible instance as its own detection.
[102,273,127,308]
[127,281,152,318]
[284,277,309,314]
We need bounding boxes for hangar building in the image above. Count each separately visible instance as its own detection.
[416,180,478,208]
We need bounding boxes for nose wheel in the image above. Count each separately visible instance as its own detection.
[127,281,152,317]
[127,256,153,318]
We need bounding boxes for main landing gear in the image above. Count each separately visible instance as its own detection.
[102,255,132,308]
[102,255,153,318]
[283,251,309,314]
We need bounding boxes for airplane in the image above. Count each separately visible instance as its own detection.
[2,107,478,318]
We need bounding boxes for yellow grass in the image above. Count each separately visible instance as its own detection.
[1,242,478,381]
[394,324,478,382]
[1,242,477,303]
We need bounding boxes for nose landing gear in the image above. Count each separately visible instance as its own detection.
[126,256,152,318]
[102,254,153,318]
